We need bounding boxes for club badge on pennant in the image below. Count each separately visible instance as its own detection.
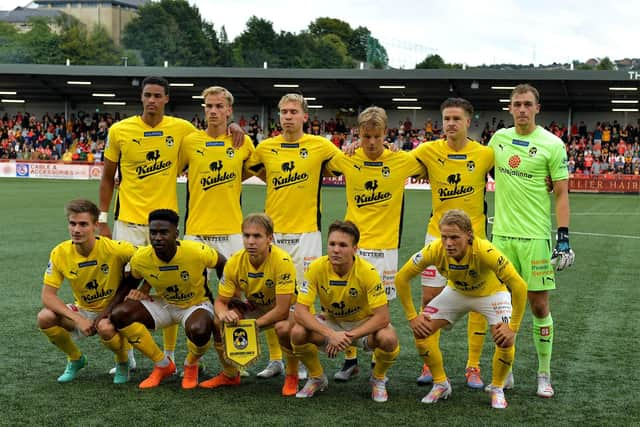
[223,318,260,368]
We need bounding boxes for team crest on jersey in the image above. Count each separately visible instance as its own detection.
[180,270,190,281]
[166,136,174,147]
[101,264,109,274]
[528,147,538,157]
[349,287,358,297]
[467,160,475,172]
[381,166,390,177]
[299,148,309,159]
[226,147,235,158]
[265,279,275,288]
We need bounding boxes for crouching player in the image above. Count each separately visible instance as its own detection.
[395,209,527,409]
[199,213,300,396]
[291,220,400,403]
[37,199,137,384]
[110,209,226,389]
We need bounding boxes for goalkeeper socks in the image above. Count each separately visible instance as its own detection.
[533,313,553,374]
[466,311,487,368]
[41,326,82,360]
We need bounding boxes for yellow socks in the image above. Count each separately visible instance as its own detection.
[372,344,400,380]
[292,343,323,378]
[41,326,81,360]
[119,322,164,363]
[466,311,487,368]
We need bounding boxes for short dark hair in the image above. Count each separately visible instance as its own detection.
[440,97,474,117]
[328,220,360,245]
[65,199,99,222]
[142,76,169,96]
[149,209,179,226]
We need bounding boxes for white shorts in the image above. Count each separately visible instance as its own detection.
[140,296,214,330]
[314,313,374,352]
[66,303,98,340]
[113,220,149,246]
[183,234,243,259]
[421,233,447,287]
[357,248,398,301]
[424,287,512,327]
[274,231,321,283]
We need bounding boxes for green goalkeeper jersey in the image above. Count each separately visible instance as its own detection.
[489,126,568,239]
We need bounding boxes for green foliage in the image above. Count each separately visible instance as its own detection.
[596,56,615,70]
[1,179,639,425]
[416,53,463,69]
[122,0,218,66]
[232,16,278,67]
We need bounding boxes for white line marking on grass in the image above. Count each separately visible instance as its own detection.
[573,231,640,239]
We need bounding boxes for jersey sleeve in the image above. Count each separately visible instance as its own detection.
[103,126,121,163]
[549,140,569,181]
[43,246,64,288]
[218,257,239,299]
[245,145,264,173]
[325,151,348,176]
[129,250,144,280]
[365,267,387,310]
[177,132,196,173]
[296,263,318,307]
[275,257,297,295]
[202,244,220,269]
[395,245,435,320]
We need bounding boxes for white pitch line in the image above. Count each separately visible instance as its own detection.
[572,231,640,240]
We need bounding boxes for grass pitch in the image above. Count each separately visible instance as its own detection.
[1,179,639,426]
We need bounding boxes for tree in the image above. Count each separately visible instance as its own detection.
[232,16,277,67]
[596,57,615,70]
[216,26,233,67]
[122,0,218,66]
[416,54,463,69]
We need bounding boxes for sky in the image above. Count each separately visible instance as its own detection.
[6,0,640,68]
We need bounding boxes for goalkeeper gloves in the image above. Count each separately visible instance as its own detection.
[551,227,575,271]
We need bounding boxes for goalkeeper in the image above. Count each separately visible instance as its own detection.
[488,83,575,398]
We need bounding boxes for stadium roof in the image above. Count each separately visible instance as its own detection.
[0,7,62,22]
[1,64,640,112]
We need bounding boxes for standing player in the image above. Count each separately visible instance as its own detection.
[395,209,527,408]
[246,94,342,377]
[199,214,300,396]
[325,106,425,380]
[110,209,226,389]
[488,84,574,397]
[178,86,285,379]
[411,97,495,388]
[37,199,137,384]
[98,76,242,371]
[291,221,399,402]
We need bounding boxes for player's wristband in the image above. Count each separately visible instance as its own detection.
[556,227,569,242]
[98,212,108,223]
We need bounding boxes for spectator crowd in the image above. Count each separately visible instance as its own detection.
[2,110,639,176]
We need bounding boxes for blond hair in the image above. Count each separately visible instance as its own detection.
[201,86,234,106]
[242,213,274,236]
[358,106,387,130]
[278,93,308,113]
[439,209,473,234]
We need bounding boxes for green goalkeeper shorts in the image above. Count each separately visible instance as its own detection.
[492,235,556,291]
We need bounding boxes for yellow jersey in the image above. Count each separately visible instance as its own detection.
[179,131,254,235]
[298,256,387,322]
[327,149,424,249]
[44,237,135,311]
[104,115,196,224]
[130,240,219,307]
[412,139,493,238]
[395,237,526,331]
[219,244,297,309]
[246,134,340,233]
